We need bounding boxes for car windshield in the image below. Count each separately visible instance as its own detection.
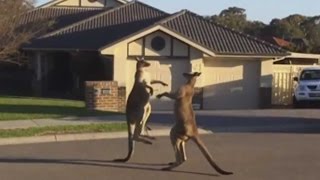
[300,70,320,80]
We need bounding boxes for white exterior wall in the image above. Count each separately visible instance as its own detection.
[190,48,204,87]
[144,31,171,56]
[101,31,192,110]
[202,57,262,110]
[260,59,274,88]
[128,31,189,57]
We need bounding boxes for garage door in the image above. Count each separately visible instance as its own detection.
[148,59,190,110]
[203,60,261,110]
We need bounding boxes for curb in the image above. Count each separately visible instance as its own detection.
[0,128,213,146]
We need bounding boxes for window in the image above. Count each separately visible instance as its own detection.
[151,36,166,51]
[300,70,320,80]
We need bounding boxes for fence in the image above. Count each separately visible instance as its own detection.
[272,65,311,105]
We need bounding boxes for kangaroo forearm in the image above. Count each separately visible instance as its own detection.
[146,85,154,95]
[151,80,168,86]
[161,92,177,100]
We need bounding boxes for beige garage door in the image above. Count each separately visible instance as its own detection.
[148,59,190,110]
[203,60,261,110]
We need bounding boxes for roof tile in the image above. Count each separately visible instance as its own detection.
[161,10,287,55]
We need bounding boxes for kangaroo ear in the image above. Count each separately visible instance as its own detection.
[192,72,201,76]
[182,73,189,77]
[135,57,141,61]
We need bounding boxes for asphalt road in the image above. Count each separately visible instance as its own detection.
[149,109,320,133]
[1,109,320,180]
[0,133,319,180]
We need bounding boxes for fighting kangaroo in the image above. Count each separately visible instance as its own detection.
[114,57,167,162]
[157,72,233,175]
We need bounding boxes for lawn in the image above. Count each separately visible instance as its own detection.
[0,96,123,121]
[0,123,127,138]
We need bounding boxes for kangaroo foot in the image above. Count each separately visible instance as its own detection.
[140,135,156,140]
[113,158,129,162]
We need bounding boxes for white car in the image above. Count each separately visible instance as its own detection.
[293,66,320,107]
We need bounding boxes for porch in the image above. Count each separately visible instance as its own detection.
[31,51,113,100]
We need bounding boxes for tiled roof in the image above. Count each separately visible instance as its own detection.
[23,1,168,50]
[23,2,287,56]
[160,10,287,55]
[38,0,128,8]
[18,7,109,34]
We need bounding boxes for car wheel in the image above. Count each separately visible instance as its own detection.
[293,96,302,108]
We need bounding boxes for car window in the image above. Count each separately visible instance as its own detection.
[300,70,320,80]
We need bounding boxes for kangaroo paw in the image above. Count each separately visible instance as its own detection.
[218,170,234,175]
[144,140,153,145]
[140,135,156,140]
[161,167,172,171]
[113,158,129,162]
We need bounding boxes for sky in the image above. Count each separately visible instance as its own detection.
[37,0,320,24]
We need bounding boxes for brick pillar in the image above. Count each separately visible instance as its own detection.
[85,81,120,112]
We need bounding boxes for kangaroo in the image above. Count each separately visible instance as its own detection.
[156,72,233,175]
[114,57,167,162]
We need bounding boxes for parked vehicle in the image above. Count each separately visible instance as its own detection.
[293,66,320,108]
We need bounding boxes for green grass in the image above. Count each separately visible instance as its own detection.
[0,96,123,121]
[0,123,127,138]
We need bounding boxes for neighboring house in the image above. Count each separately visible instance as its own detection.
[264,36,310,53]
[20,0,289,110]
[264,37,292,49]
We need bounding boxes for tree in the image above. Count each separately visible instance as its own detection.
[266,14,306,39]
[205,7,320,53]
[0,0,51,65]
[207,7,248,32]
[302,16,320,53]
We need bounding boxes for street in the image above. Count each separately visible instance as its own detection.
[0,110,320,180]
[0,134,319,180]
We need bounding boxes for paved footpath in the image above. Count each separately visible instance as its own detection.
[1,109,320,145]
[0,114,211,146]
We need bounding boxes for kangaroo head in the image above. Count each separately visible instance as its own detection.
[136,57,150,70]
[183,72,201,79]
[183,72,201,85]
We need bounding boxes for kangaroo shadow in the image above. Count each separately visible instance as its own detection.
[0,157,218,177]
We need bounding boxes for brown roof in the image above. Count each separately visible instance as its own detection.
[160,10,287,55]
[23,1,168,50]
[23,1,287,56]
[19,7,109,34]
[272,37,291,47]
[38,0,128,8]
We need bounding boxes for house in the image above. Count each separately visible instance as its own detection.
[264,37,292,49]
[20,0,289,110]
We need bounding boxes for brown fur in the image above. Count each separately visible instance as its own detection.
[114,57,167,162]
[157,72,233,175]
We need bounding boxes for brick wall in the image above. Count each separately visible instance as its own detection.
[85,81,126,112]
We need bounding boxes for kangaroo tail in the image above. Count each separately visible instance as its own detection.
[113,124,135,162]
[192,136,233,175]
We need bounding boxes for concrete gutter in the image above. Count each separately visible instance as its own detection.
[0,128,212,146]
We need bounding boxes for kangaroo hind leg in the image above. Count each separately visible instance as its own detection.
[162,136,186,171]
[113,124,136,162]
